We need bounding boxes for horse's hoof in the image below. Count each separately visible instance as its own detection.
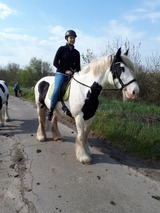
[82,160,92,165]
[56,139,63,143]
[78,156,92,165]
[53,136,63,142]
[37,136,46,142]
[5,118,10,122]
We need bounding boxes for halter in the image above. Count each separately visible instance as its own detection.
[111,61,137,91]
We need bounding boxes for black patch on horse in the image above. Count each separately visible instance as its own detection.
[0,97,2,110]
[0,84,5,93]
[82,82,102,120]
[6,94,9,106]
[38,81,49,108]
[110,47,125,80]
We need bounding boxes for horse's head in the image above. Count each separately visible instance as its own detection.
[110,48,139,99]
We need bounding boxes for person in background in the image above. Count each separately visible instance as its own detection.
[14,82,20,97]
[46,30,81,121]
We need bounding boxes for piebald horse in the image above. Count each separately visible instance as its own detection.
[34,48,139,164]
[0,80,10,126]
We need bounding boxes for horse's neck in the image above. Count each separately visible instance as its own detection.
[76,68,109,87]
[78,56,112,87]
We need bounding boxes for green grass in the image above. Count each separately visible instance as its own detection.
[91,97,160,160]
[8,87,160,161]
[9,86,35,101]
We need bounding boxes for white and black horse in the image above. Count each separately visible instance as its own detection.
[34,48,139,164]
[0,80,10,126]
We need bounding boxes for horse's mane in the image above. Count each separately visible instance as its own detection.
[81,54,135,75]
[81,55,112,75]
[121,55,135,72]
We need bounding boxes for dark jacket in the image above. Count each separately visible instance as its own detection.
[14,83,20,91]
[53,44,80,74]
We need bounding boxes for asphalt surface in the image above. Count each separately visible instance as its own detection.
[0,95,160,213]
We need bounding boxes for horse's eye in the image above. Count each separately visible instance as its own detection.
[121,67,125,72]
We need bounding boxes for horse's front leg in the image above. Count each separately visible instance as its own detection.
[36,106,47,142]
[0,109,4,127]
[75,115,92,164]
[51,113,62,141]
[4,102,10,122]
[84,119,93,156]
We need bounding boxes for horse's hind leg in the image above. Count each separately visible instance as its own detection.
[75,115,92,164]
[36,105,47,142]
[0,108,4,127]
[4,99,10,122]
[51,113,62,141]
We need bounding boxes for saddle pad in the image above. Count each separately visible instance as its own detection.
[48,82,71,101]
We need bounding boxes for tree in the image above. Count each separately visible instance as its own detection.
[0,66,7,81]
[6,63,21,85]
[102,38,141,69]
[81,49,96,66]
[20,57,53,87]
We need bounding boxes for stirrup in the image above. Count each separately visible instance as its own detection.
[62,106,72,117]
[46,111,53,121]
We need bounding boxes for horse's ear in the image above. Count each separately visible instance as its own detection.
[115,47,121,59]
[124,48,129,56]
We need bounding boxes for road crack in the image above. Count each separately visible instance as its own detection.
[11,141,38,213]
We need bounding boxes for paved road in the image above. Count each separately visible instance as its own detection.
[0,95,160,213]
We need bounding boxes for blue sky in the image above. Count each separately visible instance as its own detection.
[1,0,160,68]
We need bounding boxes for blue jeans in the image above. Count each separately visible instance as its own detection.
[50,72,68,110]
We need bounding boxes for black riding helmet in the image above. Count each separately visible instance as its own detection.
[65,30,77,40]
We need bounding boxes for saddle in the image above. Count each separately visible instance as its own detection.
[48,77,73,117]
[48,79,71,101]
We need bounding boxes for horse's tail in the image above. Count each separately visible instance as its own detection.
[35,79,50,109]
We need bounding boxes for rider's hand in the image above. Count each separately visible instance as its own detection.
[65,70,73,75]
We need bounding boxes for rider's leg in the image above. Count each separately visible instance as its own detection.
[46,73,67,121]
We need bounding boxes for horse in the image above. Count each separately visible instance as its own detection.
[0,80,10,127]
[34,48,139,164]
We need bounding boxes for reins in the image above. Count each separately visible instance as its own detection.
[72,76,121,91]
[72,72,137,91]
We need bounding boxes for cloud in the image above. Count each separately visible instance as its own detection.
[50,25,66,37]
[144,0,160,10]
[0,22,145,67]
[124,1,160,23]
[106,19,144,41]
[124,15,138,22]
[0,3,18,19]
[146,11,160,22]
[0,31,37,42]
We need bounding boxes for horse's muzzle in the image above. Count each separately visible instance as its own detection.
[125,90,139,99]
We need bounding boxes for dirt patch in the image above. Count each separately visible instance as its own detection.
[12,148,27,177]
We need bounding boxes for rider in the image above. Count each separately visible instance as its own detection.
[46,30,81,121]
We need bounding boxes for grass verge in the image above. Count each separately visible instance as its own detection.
[91,97,160,160]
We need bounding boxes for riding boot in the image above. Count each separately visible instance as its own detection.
[46,108,54,121]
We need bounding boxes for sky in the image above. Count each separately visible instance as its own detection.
[1,0,160,69]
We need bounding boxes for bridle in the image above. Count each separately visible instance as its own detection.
[111,61,137,91]
[72,59,137,91]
